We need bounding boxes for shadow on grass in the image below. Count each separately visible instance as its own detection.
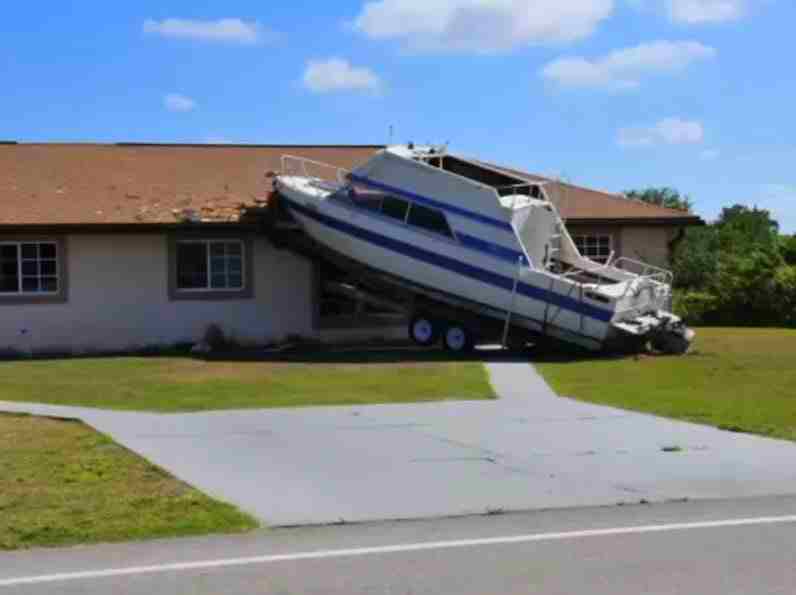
[1,341,697,366]
[205,344,530,365]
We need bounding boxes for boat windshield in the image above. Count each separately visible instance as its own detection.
[417,154,541,197]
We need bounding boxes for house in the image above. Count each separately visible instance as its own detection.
[0,142,701,355]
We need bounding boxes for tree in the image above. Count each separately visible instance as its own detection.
[671,203,795,328]
[671,226,720,289]
[715,204,781,255]
[624,187,693,213]
[779,235,796,266]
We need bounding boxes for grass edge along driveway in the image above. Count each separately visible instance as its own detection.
[0,413,258,551]
[535,328,796,442]
[0,351,495,412]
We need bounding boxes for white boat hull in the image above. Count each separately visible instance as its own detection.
[277,179,614,350]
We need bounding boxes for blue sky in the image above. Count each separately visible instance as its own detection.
[2,0,794,232]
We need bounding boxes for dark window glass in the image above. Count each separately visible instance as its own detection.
[0,244,19,293]
[39,243,56,259]
[176,241,244,291]
[176,243,208,289]
[380,196,409,221]
[574,236,612,263]
[21,244,38,259]
[210,273,227,289]
[0,242,59,294]
[40,260,57,276]
[228,273,243,289]
[22,260,38,276]
[407,204,453,238]
[22,277,40,292]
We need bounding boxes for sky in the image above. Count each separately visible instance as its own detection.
[1,0,795,232]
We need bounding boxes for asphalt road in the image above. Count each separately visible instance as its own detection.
[3,495,795,595]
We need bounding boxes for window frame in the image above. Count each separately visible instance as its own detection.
[573,234,613,263]
[168,236,254,301]
[405,202,455,239]
[0,238,67,305]
[334,186,459,244]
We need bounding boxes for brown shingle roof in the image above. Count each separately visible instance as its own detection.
[0,143,380,225]
[482,162,701,224]
[0,143,702,227]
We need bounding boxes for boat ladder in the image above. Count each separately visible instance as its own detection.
[501,256,524,348]
[546,220,565,270]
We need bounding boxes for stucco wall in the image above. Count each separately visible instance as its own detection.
[619,226,677,268]
[0,233,314,354]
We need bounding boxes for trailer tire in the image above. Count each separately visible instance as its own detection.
[442,324,474,353]
[409,315,439,347]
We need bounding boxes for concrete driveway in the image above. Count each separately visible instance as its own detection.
[3,360,795,525]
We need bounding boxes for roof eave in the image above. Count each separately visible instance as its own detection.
[0,222,262,234]
[564,216,705,226]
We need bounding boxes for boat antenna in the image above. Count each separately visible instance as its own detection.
[388,125,394,146]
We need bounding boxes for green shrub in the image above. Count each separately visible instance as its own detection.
[673,291,718,326]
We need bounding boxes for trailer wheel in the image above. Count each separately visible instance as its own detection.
[409,315,439,347]
[443,324,474,353]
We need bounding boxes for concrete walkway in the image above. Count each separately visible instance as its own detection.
[3,360,795,525]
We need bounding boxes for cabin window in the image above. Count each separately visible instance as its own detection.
[573,235,612,263]
[0,241,60,295]
[407,204,454,238]
[175,240,245,291]
[380,196,410,222]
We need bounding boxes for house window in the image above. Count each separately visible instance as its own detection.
[0,241,59,295]
[573,235,612,263]
[407,204,454,238]
[176,240,244,291]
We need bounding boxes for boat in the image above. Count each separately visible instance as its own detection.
[273,144,694,354]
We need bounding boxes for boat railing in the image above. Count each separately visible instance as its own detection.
[559,255,673,305]
[281,155,351,185]
[559,253,616,281]
[612,257,674,287]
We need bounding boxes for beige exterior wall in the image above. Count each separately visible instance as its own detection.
[0,233,314,355]
[618,226,678,268]
[566,224,679,268]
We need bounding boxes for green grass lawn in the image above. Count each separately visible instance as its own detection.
[0,351,494,412]
[535,328,796,442]
[0,413,257,550]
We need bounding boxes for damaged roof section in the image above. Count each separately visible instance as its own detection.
[0,143,381,225]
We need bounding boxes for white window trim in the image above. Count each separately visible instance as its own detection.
[175,239,246,293]
[0,240,60,296]
[573,234,613,262]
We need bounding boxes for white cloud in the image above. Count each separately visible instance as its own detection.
[618,117,704,147]
[164,93,197,113]
[143,18,269,45]
[303,58,382,94]
[668,0,746,23]
[541,40,716,89]
[700,148,720,160]
[353,0,614,53]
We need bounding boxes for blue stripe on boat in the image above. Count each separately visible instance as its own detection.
[349,174,515,232]
[456,232,526,265]
[284,197,613,324]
